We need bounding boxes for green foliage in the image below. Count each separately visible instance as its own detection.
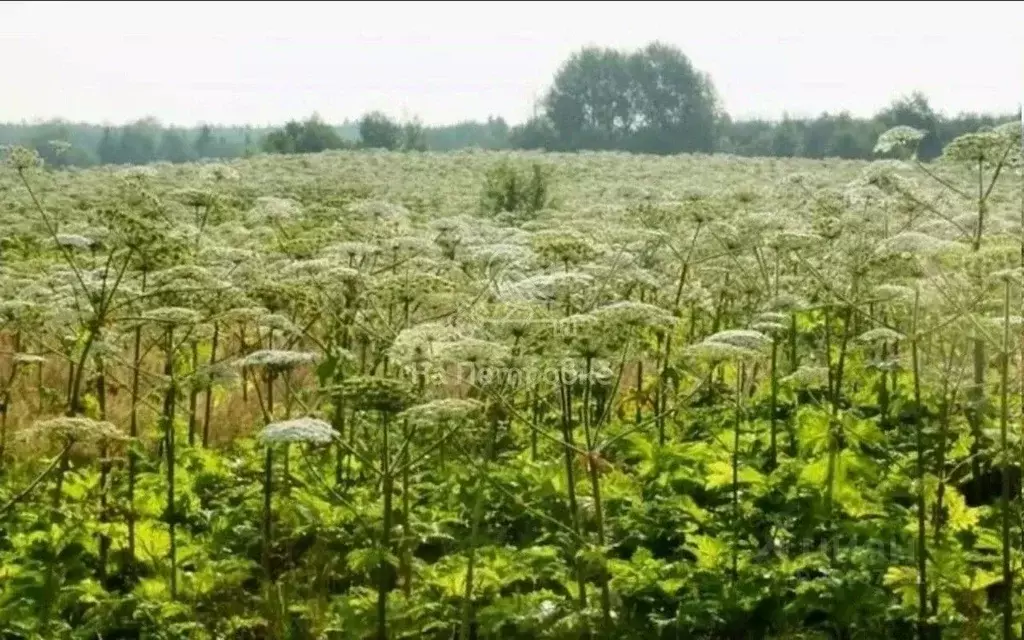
[0,133,1021,639]
[401,118,427,152]
[480,158,553,222]
[427,117,510,151]
[356,112,428,152]
[539,41,723,154]
[262,114,350,155]
[357,111,403,151]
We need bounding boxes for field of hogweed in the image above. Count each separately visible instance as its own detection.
[0,124,1022,640]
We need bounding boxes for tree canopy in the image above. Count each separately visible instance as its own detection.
[539,42,723,154]
[262,114,349,155]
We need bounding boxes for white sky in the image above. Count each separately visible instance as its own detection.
[1,0,1021,127]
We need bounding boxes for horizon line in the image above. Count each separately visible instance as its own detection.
[1,94,1021,131]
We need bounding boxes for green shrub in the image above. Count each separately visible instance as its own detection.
[480,158,553,222]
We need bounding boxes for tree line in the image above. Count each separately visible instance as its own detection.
[506,42,1017,160]
[1,41,1016,168]
[0,114,515,168]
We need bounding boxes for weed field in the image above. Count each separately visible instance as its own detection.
[0,126,1023,639]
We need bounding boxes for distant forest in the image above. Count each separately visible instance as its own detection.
[2,42,1018,168]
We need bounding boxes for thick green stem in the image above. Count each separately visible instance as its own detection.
[732,363,742,584]
[162,328,178,600]
[824,294,854,566]
[333,390,347,487]
[634,358,644,426]
[460,416,499,640]
[127,273,145,569]
[201,323,219,447]
[263,446,274,581]
[968,160,987,506]
[877,310,890,427]
[41,444,71,626]
[530,386,540,462]
[911,290,927,640]
[67,322,100,416]
[581,356,612,630]
[968,336,986,506]
[787,311,799,456]
[0,393,8,473]
[377,412,393,640]
[768,338,779,470]
[96,358,110,583]
[661,229,699,440]
[187,341,199,446]
[400,418,412,598]
[931,385,951,632]
[557,371,589,620]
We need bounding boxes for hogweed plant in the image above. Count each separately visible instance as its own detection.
[142,306,202,600]
[258,416,337,637]
[2,139,1024,638]
[9,415,127,630]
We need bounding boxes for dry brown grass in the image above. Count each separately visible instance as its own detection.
[0,332,304,460]
[1,327,662,464]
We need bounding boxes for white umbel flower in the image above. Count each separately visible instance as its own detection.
[236,349,318,370]
[874,232,954,258]
[872,284,917,304]
[199,163,241,182]
[590,301,676,331]
[499,272,594,303]
[250,196,302,222]
[24,416,126,444]
[437,338,510,366]
[782,366,830,388]
[55,234,95,249]
[144,307,203,326]
[855,328,905,345]
[326,241,381,259]
[13,353,46,364]
[685,340,759,363]
[703,329,771,351]
[874,126,927,156]
[259,417,336,444]
[399,398,484,426]
[756,312,789,325]
[751,321,787,335]
[218,306,271,325]
[990,267,1024,285]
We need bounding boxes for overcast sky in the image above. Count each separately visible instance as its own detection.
[1,0,1021,127]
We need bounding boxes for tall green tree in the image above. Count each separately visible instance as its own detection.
[770,117,803,157]
[25,120,95,168]
[626,42,723,153]
[825,118,863,159]
[261,114,347,155]
[118,118,160,165]
[509,116,557,150]
[541,42,723,154]
[296,113,346,152]
[425,117,511,150]
[158,128,193,163]
[96,126,119,165]
[402,117,427,152]
[544,46,633,149]
[358,111,403,150]
[194,125,215,158]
